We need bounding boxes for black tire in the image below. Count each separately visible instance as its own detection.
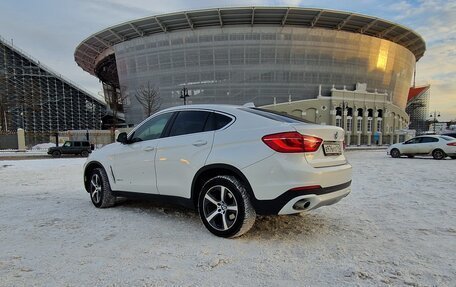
[89,168,116,208]
[432,149,446,160]
[390,148,400,158]
[81,150,89,157]
[52,150,61,158]
[198,175,256,238]
[407,155,414,158]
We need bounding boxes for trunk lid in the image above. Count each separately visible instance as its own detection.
[291,123,347,168]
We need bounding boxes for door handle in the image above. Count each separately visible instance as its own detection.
[143,146,155,152]
[192,140,207,147]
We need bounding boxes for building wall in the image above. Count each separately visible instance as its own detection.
[263,85,411,145]
[0,37,106,132]
[113,26,415,125]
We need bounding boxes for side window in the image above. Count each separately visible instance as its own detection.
[421,137,438,143]
[204,112,233,131]
[405,138,421,144]
[130,112,173,142]
[63,141,72,147]
[169,111,210,137]
[74,142,81,147]
[82,142,90,147]
[215,113,232,129]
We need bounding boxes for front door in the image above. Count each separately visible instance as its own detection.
[112,112,174,193]
[401,137,422,154]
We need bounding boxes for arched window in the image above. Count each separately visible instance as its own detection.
[377,109,383,118]
[336,107,342,117]
[357,108,363,117]
[367,109,374,118]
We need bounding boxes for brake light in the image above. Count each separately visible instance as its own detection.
[262,132,322,153]
[447,142,456,146]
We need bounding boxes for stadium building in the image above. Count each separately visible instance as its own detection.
[74,7,426,144]
[0,35,106,133]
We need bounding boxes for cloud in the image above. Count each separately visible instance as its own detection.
[0,0,454,119]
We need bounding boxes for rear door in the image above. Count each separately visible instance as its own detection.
[418,137,439,154]
[155,110,215,198]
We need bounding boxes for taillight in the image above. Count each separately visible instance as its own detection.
[447,142,456,146]
[262,132,322,153]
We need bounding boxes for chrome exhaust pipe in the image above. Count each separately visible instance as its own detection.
[293,200,311,210]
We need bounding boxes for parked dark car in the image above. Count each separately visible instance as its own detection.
[48,141,92,158]
[442,132,456,138]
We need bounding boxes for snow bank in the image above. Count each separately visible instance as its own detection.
[0,151,454,286]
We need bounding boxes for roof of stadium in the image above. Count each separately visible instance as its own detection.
[75,7,426,76]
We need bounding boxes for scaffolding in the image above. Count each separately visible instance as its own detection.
[0,35,106,133]
[406,85,430,135]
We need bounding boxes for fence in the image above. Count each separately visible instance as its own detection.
[0,131,18,150]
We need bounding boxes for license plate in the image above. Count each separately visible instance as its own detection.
[323,143,342,155]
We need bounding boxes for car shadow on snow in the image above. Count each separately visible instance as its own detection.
[393,156,453,160]
[114,198,332,240]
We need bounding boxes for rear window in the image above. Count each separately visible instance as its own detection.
[239,108,310,123]
[440,136,454,141]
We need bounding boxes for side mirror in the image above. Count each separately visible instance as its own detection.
[117,132,128,144]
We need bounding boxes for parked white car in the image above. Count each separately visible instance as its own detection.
[387,135,456,160]
[83,105,352,237]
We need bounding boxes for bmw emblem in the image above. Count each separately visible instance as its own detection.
[334,131,339,140]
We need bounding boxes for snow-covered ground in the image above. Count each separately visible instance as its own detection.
[0,151,454,286]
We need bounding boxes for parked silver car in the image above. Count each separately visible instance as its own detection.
[387,135,456,160]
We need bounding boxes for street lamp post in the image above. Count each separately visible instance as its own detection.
[429,110,440,134]
[180,87,189,105]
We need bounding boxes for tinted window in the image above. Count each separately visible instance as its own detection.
[240,107,310,123]
[130,112,173,142]
[204,112,233,131]
[443,133,456,138]
[421,137,438,143]
[169,111,210,137]
[82,142,90,147]
[404,138,421,144]
[215,113,232,129]
[74,142,81,147]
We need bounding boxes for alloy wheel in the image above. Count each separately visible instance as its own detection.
[90,173,102,204]
[202,185,238,231]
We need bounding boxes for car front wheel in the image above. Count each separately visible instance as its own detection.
[390,148,400,158]
[198,175,256,238]
[89,168,116,208]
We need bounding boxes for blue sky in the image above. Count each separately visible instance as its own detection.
[0,0,454,120]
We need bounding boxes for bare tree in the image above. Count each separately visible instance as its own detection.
[134,82,161,118]
[103,84,128,141]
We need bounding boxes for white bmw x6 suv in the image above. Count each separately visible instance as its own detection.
[83,105,352,237]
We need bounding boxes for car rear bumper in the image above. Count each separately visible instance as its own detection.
[252,181,351,215]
